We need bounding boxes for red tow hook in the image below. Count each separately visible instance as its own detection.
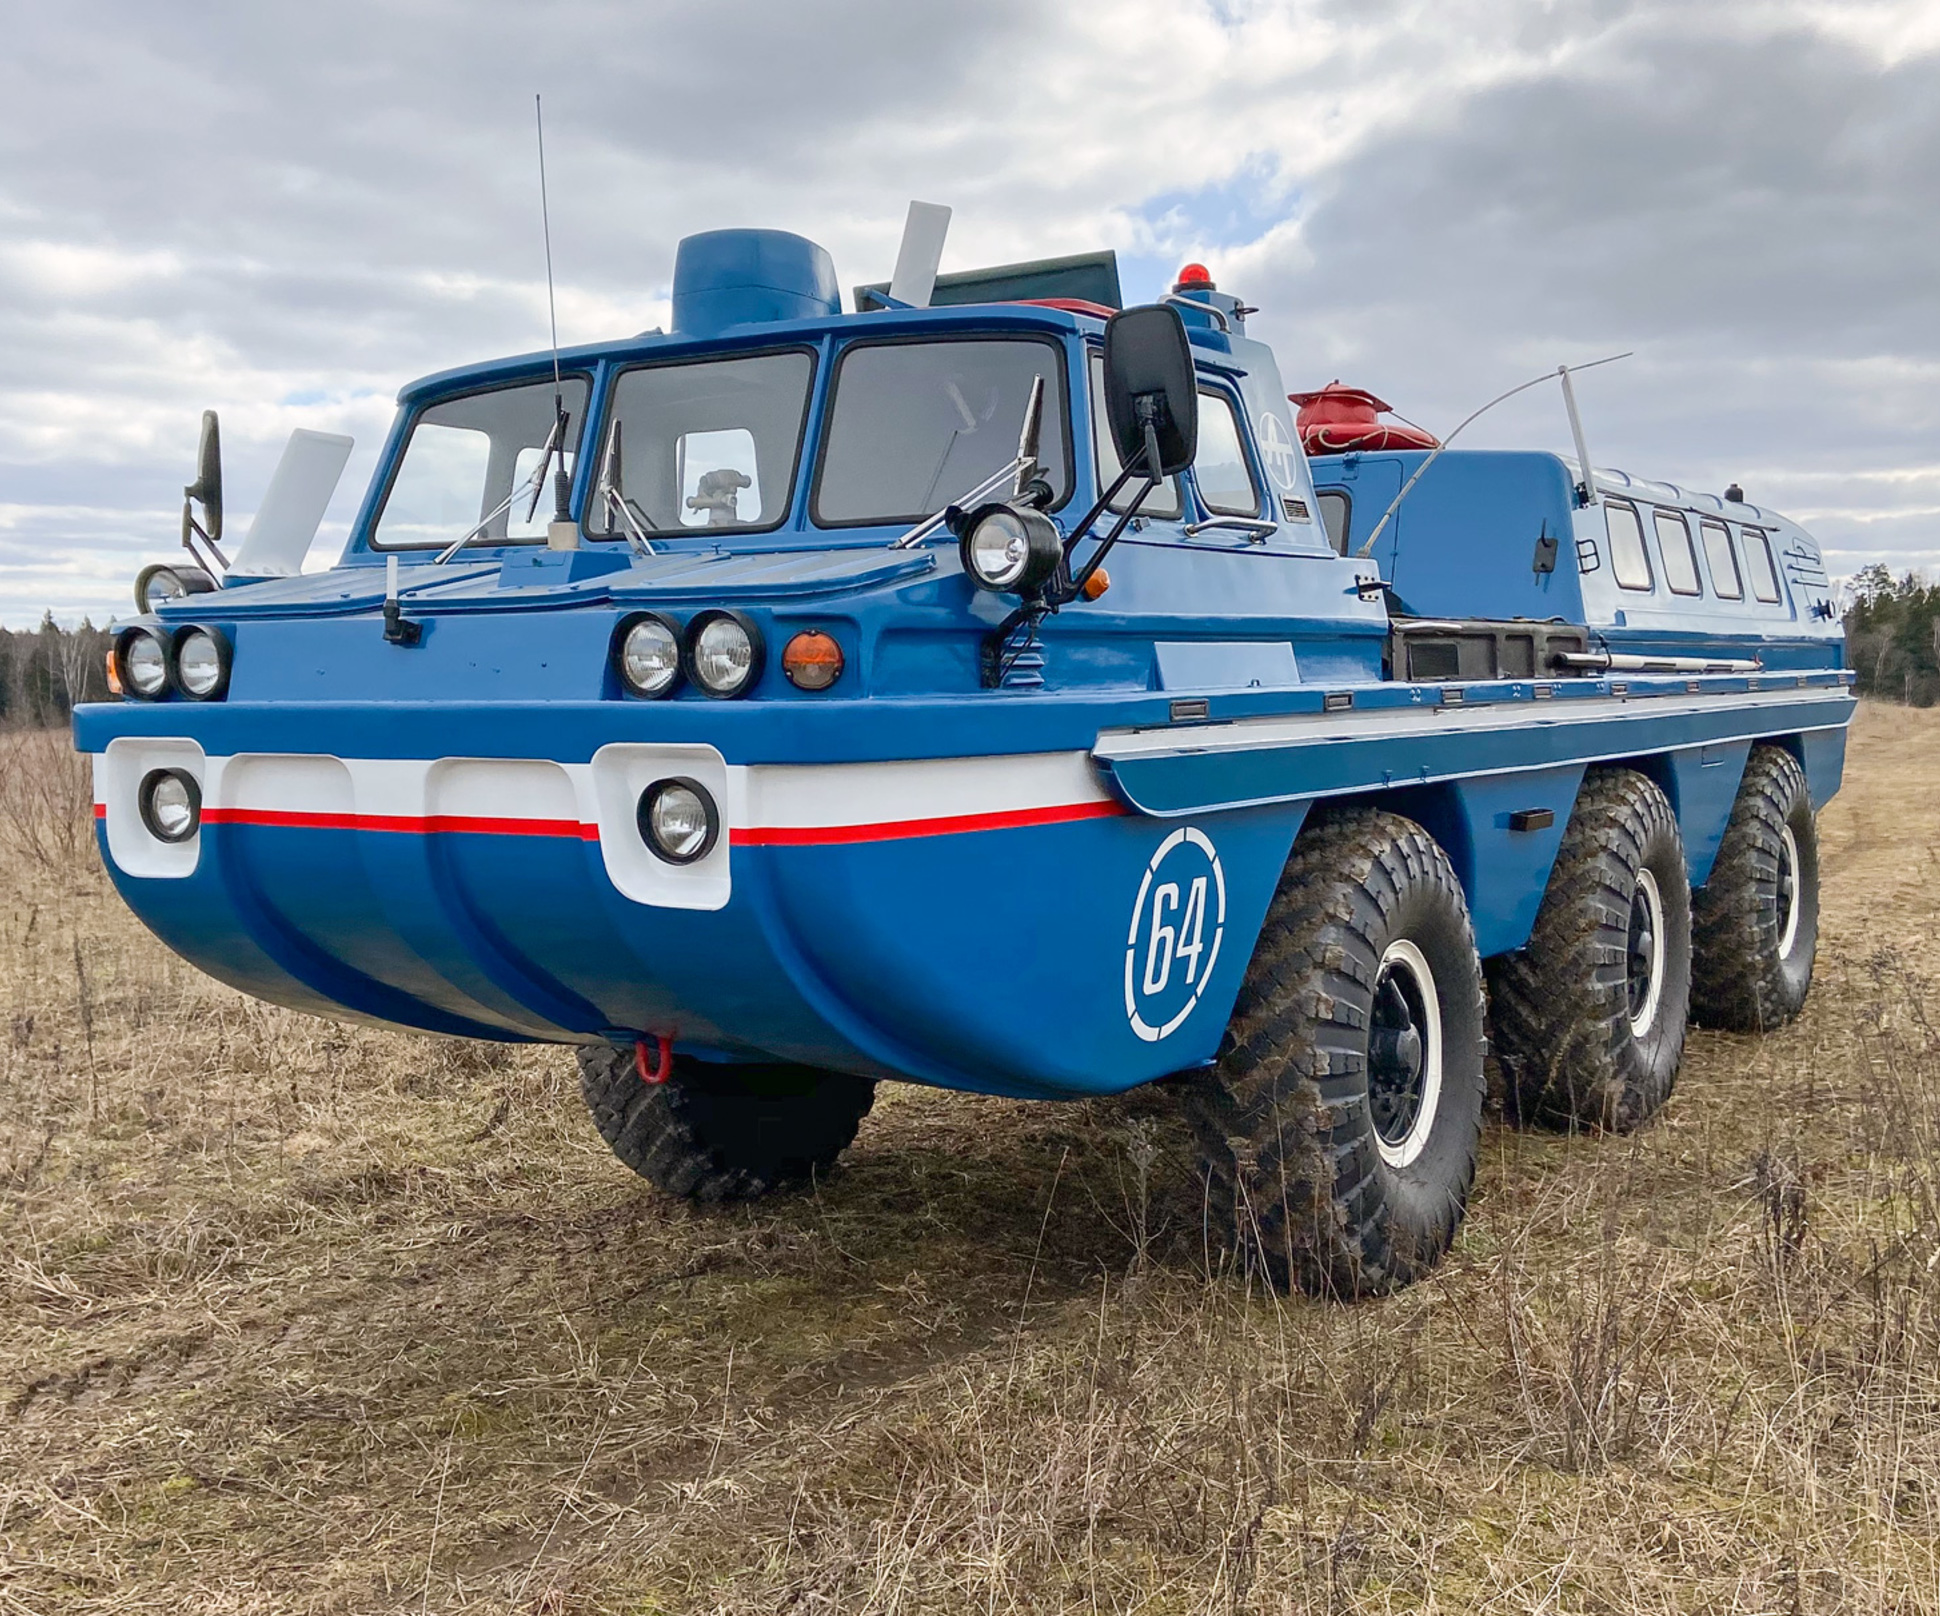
[635,1034,675,1086]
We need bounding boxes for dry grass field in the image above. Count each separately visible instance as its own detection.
[3,704,1939,1613]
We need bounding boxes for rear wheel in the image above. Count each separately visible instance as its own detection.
[1691,745,1819,1031]
[577,1046,875,1202]
[1489,768,1691,1132]
[1184,808,1487,1297]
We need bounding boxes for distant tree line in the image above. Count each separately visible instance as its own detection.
[0,615,112,726]
[1845,565,1940,707]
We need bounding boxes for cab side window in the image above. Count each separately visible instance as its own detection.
[1605,501,1653,591]
[1089,353,1181,519]
[1744,528,1783,602]
[1700,519,1741,598]
[1193,392,1262,517]
[1654,510,1702,595]
[1317,489,1351,555]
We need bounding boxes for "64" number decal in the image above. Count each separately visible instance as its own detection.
[1124,827,1227,1042]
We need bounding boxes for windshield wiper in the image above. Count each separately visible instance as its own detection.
[892,376,1046,550]
[433,411,566,565]
[596,421,659,556]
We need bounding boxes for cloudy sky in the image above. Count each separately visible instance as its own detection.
[2,0,1934,626]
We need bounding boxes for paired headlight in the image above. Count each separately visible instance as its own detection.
[686,611,764,699]
[616,613,683,698]
[614,610,771,700]
[113,625,231,701]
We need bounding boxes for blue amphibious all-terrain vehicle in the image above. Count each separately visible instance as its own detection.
[76,214,1854,1295]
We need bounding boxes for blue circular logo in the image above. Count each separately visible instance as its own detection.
[1124,827,1227,1042]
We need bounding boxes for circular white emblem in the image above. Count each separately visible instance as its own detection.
[1257,410,1299,491]
[1125,827,1227,1042]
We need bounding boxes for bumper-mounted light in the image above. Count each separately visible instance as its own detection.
[138,768,202,843]
[637,777,719,864]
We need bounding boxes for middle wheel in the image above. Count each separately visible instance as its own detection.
[1185,807,1488,1298]
[1488,766,1692,1132]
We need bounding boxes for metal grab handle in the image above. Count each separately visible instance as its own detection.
[1183,515,1277,541]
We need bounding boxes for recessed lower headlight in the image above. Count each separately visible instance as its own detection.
[637,777,719,864]
[116,627,171,700]
[685,611,763,699]
[173,626,230,700]
[138,768,202,843]
[615,612,682,698]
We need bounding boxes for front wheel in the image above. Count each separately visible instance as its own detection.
[1184,808,1488,1298]
[577,1047,876,1202]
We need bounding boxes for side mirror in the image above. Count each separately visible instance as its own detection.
[1102,305,1198,477]
[183,409,223,547]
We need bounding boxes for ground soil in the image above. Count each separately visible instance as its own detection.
[3,703,1939,1612]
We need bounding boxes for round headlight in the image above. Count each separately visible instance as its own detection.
[637,777,719,864]
[117,628,171,699]
[685,611,763,699]
[133,562,216,615]
[138,768,202,843]
[617,614,682,698]
[174,627,229,700]
[959,502,1062,595]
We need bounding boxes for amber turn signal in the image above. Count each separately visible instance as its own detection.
[781,630,844,691]
[105,648,123,696]
[1081,567,1111,601]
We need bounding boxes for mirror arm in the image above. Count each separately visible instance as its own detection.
[180,504,228,576]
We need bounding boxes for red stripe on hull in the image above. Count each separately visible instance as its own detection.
[732,798,1125,847]
[201,806,599,840]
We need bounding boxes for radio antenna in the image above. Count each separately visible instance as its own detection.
[535,93,571,529]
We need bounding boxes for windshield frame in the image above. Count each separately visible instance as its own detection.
[807,332,1077,531]
[366,369,596,553]
[582,343,821,543]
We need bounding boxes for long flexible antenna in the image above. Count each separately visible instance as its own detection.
[1355,351,1632,557]
[535,93,570,526]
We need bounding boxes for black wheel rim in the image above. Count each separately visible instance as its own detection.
[1369,952,1431,1152]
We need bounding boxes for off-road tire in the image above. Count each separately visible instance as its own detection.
[1690,745,1820,1031]
[576,1047,875,1202]
[1489,768,1691,1132]
[1183,808,1488,1298]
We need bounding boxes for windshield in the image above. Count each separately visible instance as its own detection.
[587,351,815,538]
[813,338,1069,526]
[373,376,589,549]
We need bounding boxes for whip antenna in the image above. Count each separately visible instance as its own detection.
[535,93,572,532]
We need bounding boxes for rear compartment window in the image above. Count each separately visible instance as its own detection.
[1317,489,1351,555]
[1193,393,1262,517]
[814,338,1071,525]
[1701,519,1741,598]
[374,375,591,549]
[1744,528,1783,602]
[1604,501,1653,591]
[1089,353,1181,518]
[588,351,815,538]
[1654,510,1702,595]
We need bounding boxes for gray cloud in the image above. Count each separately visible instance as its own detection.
[1,0,1936,622]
